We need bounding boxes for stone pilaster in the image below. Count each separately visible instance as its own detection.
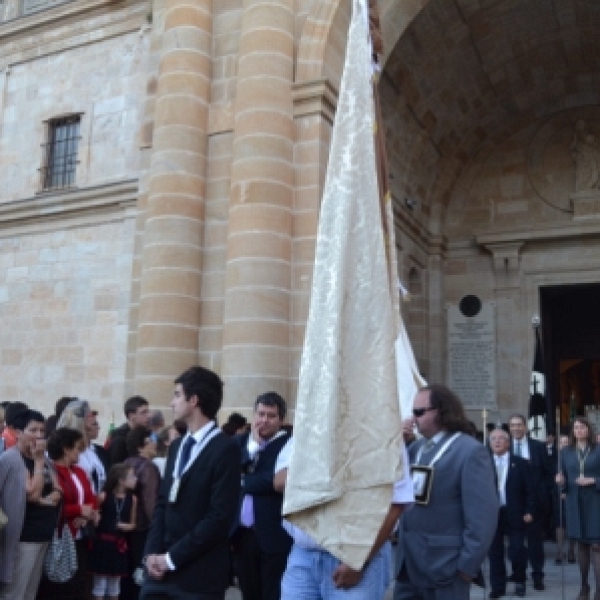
[134,0,212,402]
[485,241,525,410]
[221,0,294,408]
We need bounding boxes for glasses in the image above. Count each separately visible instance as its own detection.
[412,407,436,418]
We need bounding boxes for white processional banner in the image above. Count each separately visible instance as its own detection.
[282,0,405,571]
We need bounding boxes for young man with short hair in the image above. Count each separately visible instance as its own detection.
[106,395,150,466]
[141,366,240,600]
[231,392,292,600]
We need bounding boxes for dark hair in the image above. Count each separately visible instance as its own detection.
[103,463,132,495]
[421,384,472,434]
[126,426,152,457]
[227,412,247,429]
[6,402,29,426]
[55,396,75,418]
[174,366,224,420]
[11,409,45,431]
[124,395,149,419]
[254,392,287,420]
[222,413,247,436]
[47,427,84,460]
[508,414,527,427]
[149,410,164,429]
[155,428,170,457]
[569,417,597,449]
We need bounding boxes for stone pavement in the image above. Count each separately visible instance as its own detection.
[224,541,584,599]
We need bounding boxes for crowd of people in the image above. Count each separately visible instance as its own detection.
[0,369,600,600]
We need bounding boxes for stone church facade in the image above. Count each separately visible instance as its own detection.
[0,0,599,430]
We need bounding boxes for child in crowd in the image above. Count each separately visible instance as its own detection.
[89,463,137,600]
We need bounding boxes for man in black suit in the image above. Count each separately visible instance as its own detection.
[231,392,292,600]
[140,366,241,600]
[508,414,553,590]
[488,429,534,598]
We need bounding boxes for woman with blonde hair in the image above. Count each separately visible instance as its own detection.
[57,399,106,495]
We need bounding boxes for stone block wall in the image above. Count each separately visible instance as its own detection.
[0,28,149,202]
[0,217,135,434]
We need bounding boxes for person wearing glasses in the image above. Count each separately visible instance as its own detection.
[394,384,498,600]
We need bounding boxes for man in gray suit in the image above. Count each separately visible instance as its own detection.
[394,384,498,600]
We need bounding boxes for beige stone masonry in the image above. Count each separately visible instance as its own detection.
[135,0,211,403]
[221,0,294,410]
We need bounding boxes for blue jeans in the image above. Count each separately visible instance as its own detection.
[281,542,390,600]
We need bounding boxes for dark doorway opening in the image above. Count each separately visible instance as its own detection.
[540,284,600,434]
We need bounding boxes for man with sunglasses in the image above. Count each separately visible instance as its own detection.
[394,384,498,600]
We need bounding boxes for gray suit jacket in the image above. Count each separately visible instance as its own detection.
[396,432,498,588]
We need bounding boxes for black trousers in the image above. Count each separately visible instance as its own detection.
[488,507,527,593]
[120,529,148,600]
[526,514,545,580]
[231,527,289,600]
[140,578,223,600]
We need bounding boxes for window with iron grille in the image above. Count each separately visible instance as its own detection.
[41,115,81,191]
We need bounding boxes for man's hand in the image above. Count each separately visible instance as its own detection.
[332,563,363,589]
[250,420,265,445]
[576,476,595,487]
[146,554,169,580]
[523,513,533,523]
[458,571,472,583]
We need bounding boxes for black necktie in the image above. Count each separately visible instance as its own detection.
[178,436,196,477]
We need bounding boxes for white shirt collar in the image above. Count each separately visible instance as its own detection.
[187,420,216,444]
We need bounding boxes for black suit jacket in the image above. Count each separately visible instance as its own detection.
[144,431,241,594]
[232,432,292,555]
[499,455,535,530]
[90,443,110,493]
[511,436,552,515]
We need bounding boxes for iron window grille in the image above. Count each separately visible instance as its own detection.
[40,115,81,191]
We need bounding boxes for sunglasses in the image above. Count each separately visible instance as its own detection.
[412,407,436,418]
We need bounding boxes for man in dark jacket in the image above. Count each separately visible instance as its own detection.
[141,366,240,600]
[509,414,554,590]
[106,395,150,466]
[488,428,534,598]
[231,392,292,600]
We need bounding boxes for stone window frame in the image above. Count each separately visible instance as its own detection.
[39,113,82,192]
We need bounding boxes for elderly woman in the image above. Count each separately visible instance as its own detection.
[557,417,600,600]
[122,426,160,600]
[0,409,61,600]
[57,399,106,496]
[41,428,98,600]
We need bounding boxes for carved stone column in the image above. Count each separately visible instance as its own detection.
[135,0,212,401]
[221,0,294,407]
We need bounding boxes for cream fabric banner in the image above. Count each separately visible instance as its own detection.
[282,0,404,571]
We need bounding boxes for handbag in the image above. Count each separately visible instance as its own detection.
[0,507,7,530]
[44,522,77,583]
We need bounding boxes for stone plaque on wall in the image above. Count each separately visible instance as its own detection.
[447,296,497,410]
